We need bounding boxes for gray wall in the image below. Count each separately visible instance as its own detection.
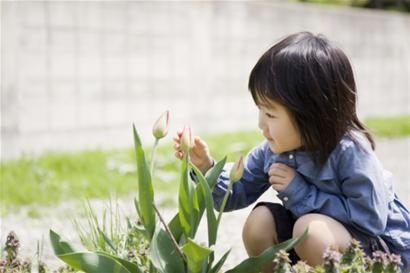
[1,1,410,159]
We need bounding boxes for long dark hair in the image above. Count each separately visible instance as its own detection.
[248,32,375,164]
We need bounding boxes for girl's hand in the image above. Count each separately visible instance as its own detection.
[268,163,296,192]
[173,130,214,175]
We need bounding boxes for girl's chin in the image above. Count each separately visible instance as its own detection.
[268,142,280,153]
[268,142,288,154]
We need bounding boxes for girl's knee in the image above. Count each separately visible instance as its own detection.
[293,213,320,237]
[292,213,352,266]
[242,206,277,255]
[243,206,275,240]
[293,213,351,245]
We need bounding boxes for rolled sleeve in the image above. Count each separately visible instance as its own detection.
[277,172,310,214]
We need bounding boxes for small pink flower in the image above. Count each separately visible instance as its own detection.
[152,110,170,139]
[230,156,244,183]
[180,125,193,153]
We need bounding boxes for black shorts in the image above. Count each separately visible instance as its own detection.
[253,202,391,264]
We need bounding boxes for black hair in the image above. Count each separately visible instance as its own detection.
[248,32,375,164]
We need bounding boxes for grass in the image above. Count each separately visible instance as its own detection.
[1,115,409,214]
[0,130,262,215]
[365,115,410,138]
[292,0,410,12]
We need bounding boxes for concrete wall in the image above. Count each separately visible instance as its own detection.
[1,1,409,159]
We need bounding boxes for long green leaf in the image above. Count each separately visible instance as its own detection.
[95,251,143,273]
[181,238,213,273]
[188,159,225,239]
[133,125,156,240]
[225,228,308,273]
[205,157,227,190]
[168,213,183,242]
[191,164,218,247]
[192,181,205,237]
[133,198,148,237]
[50,230,76,255]
[209,249,231,273]
[58,252,131,273]
[178,156,193,236]
[50,230,134,273]
[149,227,185,273]
[97,228,117,254]
[190,184,201,235]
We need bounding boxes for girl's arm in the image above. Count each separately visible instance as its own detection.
[277,143,390,236]
[212,142,271,212]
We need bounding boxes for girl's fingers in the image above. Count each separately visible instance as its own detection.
[174,151,184,159]
[173,133,181,142]
[193,136,207,151]
[270,163,288,171]
[271,184,284,192]
[269,175,285,184]
[268,167,287,178]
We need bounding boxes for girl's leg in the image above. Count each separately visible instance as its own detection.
[292,213,352,266]
[242,205,278,273]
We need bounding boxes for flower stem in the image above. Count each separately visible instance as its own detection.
[216,181,233,228]
[153,203,186,262]
[150,138,159,177]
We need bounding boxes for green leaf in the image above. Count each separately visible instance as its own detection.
[205,157,227,189]
[132,198,148,236]
[181,238,213,273]
[149,227,185,273]
[95,251,143,273]
[183,158,226,239]
[132,125,156,239]
[50,230,76,255]
[50,230,135,273]
[191,164,218,247]
[209,249,231,273]
[97,228,117,254]
[178,156,193,236]
[190,187,201,237]
[58,252,131,273]
[192,182,205,236]
[168,213,184,242]
[225,228,308,273]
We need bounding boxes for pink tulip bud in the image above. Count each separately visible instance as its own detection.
[230,156,244,183]
[180,125,193,153]
[152,110,170,139]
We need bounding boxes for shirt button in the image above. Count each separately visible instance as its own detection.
[289,154,294,160]
[283,196,289,202]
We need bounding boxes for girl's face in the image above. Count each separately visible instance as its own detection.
[257,100,302,154]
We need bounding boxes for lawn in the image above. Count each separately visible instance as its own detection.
[1,130,262,215]
[365,115,410,138]
[1,115,409,215]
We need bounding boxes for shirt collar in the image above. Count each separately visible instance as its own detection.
[266,147,336,180]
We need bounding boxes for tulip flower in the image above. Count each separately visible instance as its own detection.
[151,110,169,175]
[152,110,170,139]
[180,125,193,153]
[229,156,244,183]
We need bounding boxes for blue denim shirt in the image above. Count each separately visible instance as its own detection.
[212,132,410,271]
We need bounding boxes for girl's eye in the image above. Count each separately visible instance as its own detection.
[266,113,276,118]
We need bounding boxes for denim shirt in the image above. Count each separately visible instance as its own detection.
[212,132,410,271]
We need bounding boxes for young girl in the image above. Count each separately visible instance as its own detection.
[173,32,410,272]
